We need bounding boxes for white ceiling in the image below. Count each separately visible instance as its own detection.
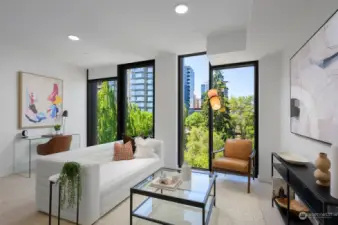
[210,0,338,65]
[0,0,253,68]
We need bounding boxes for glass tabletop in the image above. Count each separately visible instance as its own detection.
[132,167,216,204]
[23,133,80,140]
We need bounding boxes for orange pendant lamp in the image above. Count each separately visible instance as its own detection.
[210,97,221,110]
[208,89,221,111]
[207,89,218,98]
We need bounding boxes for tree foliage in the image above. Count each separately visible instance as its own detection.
[184,127,224,169]
[229,96,254,142]
[126,104,153,137]
[97,81,153,144]
[97,81,118,144]
[201,70,234,140]
[185,112,206,129]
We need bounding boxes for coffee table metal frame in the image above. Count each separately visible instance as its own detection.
[130,167,216,225]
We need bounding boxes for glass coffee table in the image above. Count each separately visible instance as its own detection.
[130,167,216,225]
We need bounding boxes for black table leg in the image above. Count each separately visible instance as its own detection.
[202,207,206,225]
[130,192,133,225]
[58,185,61,225]
[49,181,52,225]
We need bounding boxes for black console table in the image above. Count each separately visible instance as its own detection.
[271,152,338,225]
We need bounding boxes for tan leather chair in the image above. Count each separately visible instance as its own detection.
[212,139,255,193]
[37,135,72,155]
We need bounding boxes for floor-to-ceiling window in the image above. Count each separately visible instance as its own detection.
[87,78,118,145]
[211,63,258,174]
[178,53,211,169]
[87,60,155,146]
[178,57,259,176]
[125,65,154,137]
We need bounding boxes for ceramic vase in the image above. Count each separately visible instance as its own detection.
[314,152,331,186]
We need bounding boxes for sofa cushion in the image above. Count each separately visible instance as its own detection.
[134,137,158,158]
[212,158,249,173]
[99,158,160,194]
[113,141,133,161]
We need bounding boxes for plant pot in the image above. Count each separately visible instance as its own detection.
[55,130,61,135]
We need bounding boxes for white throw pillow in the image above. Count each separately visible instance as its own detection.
[134,137,158,158]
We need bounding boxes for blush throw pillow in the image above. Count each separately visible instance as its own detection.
[113,141,134,161]
[134,137,158,159]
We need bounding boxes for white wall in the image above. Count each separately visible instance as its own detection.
[207,29,246,56]
[88,64,117,80]
[0,45,86,177]
[279,4,338,164]
[155,52,178,168]
[258,51,283,180]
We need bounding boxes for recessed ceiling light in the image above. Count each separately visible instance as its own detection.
[68,35,80,41]
[175,4,188,14]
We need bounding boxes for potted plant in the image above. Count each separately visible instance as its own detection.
[54,124,61,135]
[57,162,82,209]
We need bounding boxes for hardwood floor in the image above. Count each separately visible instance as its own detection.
[0,173,283,225]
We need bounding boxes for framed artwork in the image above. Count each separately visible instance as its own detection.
[290,9,338,144]
[18,72,63,129]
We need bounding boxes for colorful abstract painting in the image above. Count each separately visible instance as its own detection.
[18,72,63,128]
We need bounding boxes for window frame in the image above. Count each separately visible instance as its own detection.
[117,59,156,139]
[177,52,211,170]
[86,74,119,146]
[177,53,259,177]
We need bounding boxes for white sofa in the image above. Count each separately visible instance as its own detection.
[35,140,164,225]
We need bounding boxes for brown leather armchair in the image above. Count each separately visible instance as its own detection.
[37,135,72,155]
[212,139,255,193]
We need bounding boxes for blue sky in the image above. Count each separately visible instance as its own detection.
[184,55,254,98]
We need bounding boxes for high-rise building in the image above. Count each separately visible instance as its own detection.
[201,81,209,100]
[183,65,195,109]
[193,95,201,108]
[193,94,197,108]
[127,67,153,112]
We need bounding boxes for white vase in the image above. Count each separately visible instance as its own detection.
[331,145,338,199]
[182,162,191,181]
[55,130,61,135]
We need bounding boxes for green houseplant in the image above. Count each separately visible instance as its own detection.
[54,124,61,135]
[57,162,82,209]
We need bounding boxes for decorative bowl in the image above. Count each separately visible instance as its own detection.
[278,152,309,165]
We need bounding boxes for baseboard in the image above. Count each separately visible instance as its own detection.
[258,176,272,183]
